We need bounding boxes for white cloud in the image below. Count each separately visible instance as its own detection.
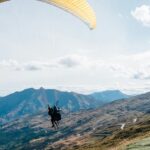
[105,51,150,80]
[2,52,150,95]
[1,52,150,82]
[132,71,150,80]
[58,55,83,68]
[58,54,104,69]
[0,55,103,71]
[131,5,150,27]
[0,60,58,71]
[0,60,20,70]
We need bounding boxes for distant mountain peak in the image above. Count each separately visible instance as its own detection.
[90,90,129,103]
[39,87,45,90]
[93,89,125,94]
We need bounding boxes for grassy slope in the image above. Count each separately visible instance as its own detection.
[125,137,150,150]
[77,115,150,150]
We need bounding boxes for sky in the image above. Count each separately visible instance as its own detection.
[0,0,150,96]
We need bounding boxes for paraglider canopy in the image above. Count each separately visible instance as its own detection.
[0,0,96,29]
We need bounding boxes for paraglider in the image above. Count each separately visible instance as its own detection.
[48,105,61,129]
[0,0,96,29]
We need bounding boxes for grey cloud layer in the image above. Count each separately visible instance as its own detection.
[0,55,103,71]
[1,52,150,81]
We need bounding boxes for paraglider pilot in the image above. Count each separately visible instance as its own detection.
[48,105,55,127]
[48,104,61,128]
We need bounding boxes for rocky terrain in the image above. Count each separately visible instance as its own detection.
[0,91,150,150]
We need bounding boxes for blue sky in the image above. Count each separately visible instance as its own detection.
[0,0,150,95]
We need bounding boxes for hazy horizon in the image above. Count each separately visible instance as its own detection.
[0,86,143,97]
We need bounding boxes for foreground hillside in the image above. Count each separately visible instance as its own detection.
[1,91,150,150]
[125,136,150,150]
[79,115,150,150]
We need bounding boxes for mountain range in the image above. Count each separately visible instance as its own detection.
[0,88,128,124]
[1,91,150,149]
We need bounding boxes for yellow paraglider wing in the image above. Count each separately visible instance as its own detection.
[0,0,9,3]
[0,0,96,29]
[38,0,96,29]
